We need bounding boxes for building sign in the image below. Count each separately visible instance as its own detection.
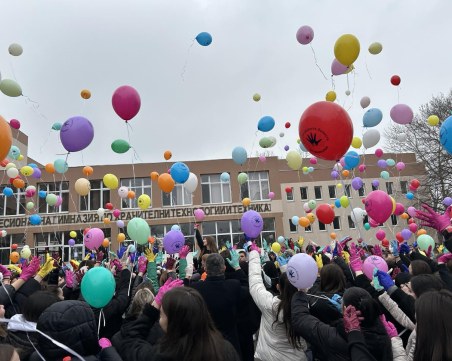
[0,203,272,228]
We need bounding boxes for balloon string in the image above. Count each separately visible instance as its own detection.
[126,123,137,184]
[309,44,328,81]
[364,54,373,80]
[181,39,195,82]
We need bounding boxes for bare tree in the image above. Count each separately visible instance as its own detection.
[384,91,452,212]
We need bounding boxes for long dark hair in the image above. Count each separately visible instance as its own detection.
[414,290,452,361]
[319,263,346,294]
[410,260,432,276]
[199,236,218,260]
[273,272,303,349]
[159,287,226,361]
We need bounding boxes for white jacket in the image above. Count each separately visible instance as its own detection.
[249,251,307,361]
[378,293,415,331]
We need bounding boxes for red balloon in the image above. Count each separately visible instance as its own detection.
[390,75,401,86]
[11,243,18,250]
[285,122,291,129]
[396,232,404,243]
[83,228,91,235]
[408,218,415,224]
[299,101,353,161]
[0,159,8,167]
[285,187,292,193]
[105,203,114,210]
[315,204,335,224]
[410,179,420,188]
[381,238,389,248]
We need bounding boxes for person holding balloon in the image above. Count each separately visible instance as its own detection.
[194,223,218,273]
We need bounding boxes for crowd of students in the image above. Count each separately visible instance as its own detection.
[0,203,452,361]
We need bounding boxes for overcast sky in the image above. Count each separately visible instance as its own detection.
[0,0,450,167]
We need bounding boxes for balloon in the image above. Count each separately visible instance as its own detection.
[9,119,20,130]
[52,122,62,131]
[194,208,205,222]
[26,201,34,210]
[268,192,275,200]
[20,246,31,259]
[316,204,335,224]
[390,104,414,125]
[253,93,261,102]
[351,137,362,149]
[81,267,115,308]
[351,208,366,223]
[440,116,452,154]
[127,217,150,245]
[103,174,119,190]
[102,239,110,248]
[351,177,363,190]
[158,173,175,193]
[376,230,386,241]
[285,122,291,129]
[8,146,20,160]
[171,225,181,231]
[299,217,310,228]
[362,256,388,280]
[138,194,151,210]
[306,213,316,223]
[84,228,104,250]
[32,167,42,179]
[277,236,285,244]
[287,253,318,289]
[291,216,300,226]
[97,208,105,217]
[46,194,58,206]
[308,200,317,210]
[184,173,198,193]
[296,25,314,45]
[170,162,190,183]
[427,115,440,126]
[237,172,248,185]
[271,242,281,253]
[362,129,380,148]
[112,86,141,121]
[380,171,389,180]
[406,192,414,200]
[80,89,91,99]
[8,43,23,56]
[258,116,275,132]
[259,154,267,162]
[417,234,435,251]
[331,59,348,76]
[325,91,336,102]
[163,150,172,160]
[340,196,349,208]
[240,210,263,238]
[117,233,126,242]
[242,198,251,207]
[6,167,18,178]
[232,146,247,165]
[395,162,405,171]
[386,159,395,167]
[54,159,68,174]
[407,206,417,218]
[299,101,353,161]
[360,96,371,109]
[117,220,125,228]
[9,252,19,263]
[443,197,452,207]
[150,172,159,181]
[390,75,401,86]
[220,172,230,182]
[0,79,22,97]
[163,230,185,254]
[259,136,277,148]
[195,32,212,46]
[70,231,77,238]
[118,186,129,198]
[60,116,94,152]
[368,42,383,55]
[111,139,131,154]
[286,151,302,170]
[364,190,393,224]
[334,34,360,66]
[75,178,91,196]
[344,151,359,169]
[363,108,383,127]
[401,228,412,240]
[29,214,41,225]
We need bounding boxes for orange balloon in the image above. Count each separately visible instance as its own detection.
[103,217,111,224]
[45,163,55,174]
[127,190,136,199]
[81,89,91,99]
[417,229,427,236]
[401,212,409,220]
[298,217,310,228]
[342,170,350,177]
[163,150,172,161]
[306,213,316,223]
[148,236,155,244]
[158,173,175,193]
[117,233,126,242]
[83,166,94,176]
[102,238,110,248]
[9,251,19,263]
[150,171,159,181]
[0,116,12,161]
[13,178,25,188]
[330,232,337,239]
[242,198,251,207]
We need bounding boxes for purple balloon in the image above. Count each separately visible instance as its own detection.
[372,179,380,187]
[286,253,318,289]
[331,170,339,179]
[331,58,348,76]
[116,220,125,228]
[32,167,42,179]
[390,104,414,125]
[377,159,387,168]
[296,25,314,45]
[401,228,412,240]
[60,116,94,152]
[351,177,364,190]
[240,210,263,238]
[68,239,75,246]
[284,145,289,151]
[443,197,452,207]
[163,230,185,254]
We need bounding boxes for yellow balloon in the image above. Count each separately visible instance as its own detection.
[390,196,396,214]
[337,183,343,188]
[325,90,336,102]
[345,64,355,74]
[334,34,360,66]
[286,150,302,170]
[427,115,439,126]
[70,231,77,238]
[306,213,316,224]
[20,165,33,176]
[242,197,251,207]
[17,154,24,161]
[117,233,126,242]
[103,173,119,190]
[138,194,151,210]
[253,93,261,102]
[74,178,91,196]
[368,42,383,55]
[340,195,349,208]
[351,136,362,149]
[271,242,281,253]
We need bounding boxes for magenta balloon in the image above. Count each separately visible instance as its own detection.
[362,255,388,280]
[55,196,63,207]
[268,192,275,199]
[112,86,141,121]
[390,104,414,125]
[331,59,348,76]
[194,208,205,222]
[60,116,94,152]
[286,253,318,289]
[365,190,393,224]
[296,25,314,45]
[84,228,104,250]
[396,162,406,171]
[375,230,386,241]
[407,206,417,218]
[163,230,185,254]
[9,119,20,129]
[394,203,405,216]
[240,210,263,238]
[409,223,418,233]
[369,217,379,228]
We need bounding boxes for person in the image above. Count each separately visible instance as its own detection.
[115,281,240,361]
[408,260,432,276]
[194,224,218,267]
[248,248,307,361]
[0,344,20,361]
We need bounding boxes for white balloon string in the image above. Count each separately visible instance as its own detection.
[309,44,328,80]
[126,122,137,184]
[180,39,195,82]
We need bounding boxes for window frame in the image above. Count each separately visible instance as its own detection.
[328,185,336,199]
[37,182,69,214]
[201,174,232,205]
[79,179,110,212]
[300,187,308,201]
[240,171,270,201]
[120,178,152,210]
[162,183,193,207]
[314,186,323,200]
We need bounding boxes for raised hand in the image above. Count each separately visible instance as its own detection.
[179,245,190,259]
[138,256,147,274]
[226,250,240,269]
[415,204,452,232]
[379,314,398,338]
[343,305,363,333]
[144,248,156,263]
[154,279,184,306]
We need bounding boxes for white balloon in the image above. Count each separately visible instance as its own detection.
[97,208,105,217]
[279,132,285,137]
[362,129,381,148]
[351,208,366,223]
[333,163,343,171]
[8,43,23,56]
[184,172,198,193]
[25,185,36,193]
[303,202,311,212]
[6,167,19,178]
[118,186,129,199]
[1,230,7,237]
[360,96,371,108]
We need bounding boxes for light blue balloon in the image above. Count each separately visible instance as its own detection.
[406,192,414,200]
[54,159,68,174]
[344,150,360,170]
[220,172,230,182]
[364,223,371,230]
[440,116,452,154]
[277,236,285,243]
[291,216,299,226]
[170,162,190,183]
[51,122,62,131]
[171,224,181,231]
[128,245,136,253]
[3,187,13,197]
[232,146,247,165]
[38,190,47,198]
[380,171,390,179]
[334,199,341,208]
[257,116,275,132]
[308,167,314,173]
[299,142,307,152]
[28,163,38,168]
[195,32,212,46]
[386,159,395,167]
[8,146,20,160]
[363,108,383,127]
[29,214,42,225]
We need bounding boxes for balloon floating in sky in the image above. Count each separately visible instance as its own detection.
[60,116,94,152]
[8,43,23,56]
[334,34,360,66]
[363,108,383,127]
[390,75,401,86]
[427,115,440,126]
[0,79,22,97]
[257,116,275,132]
[111,139,131,154]
[0,116,13,161]
[81,89,91,99]
[362,129,381,149]
[360,96,371,109]
[440,116,452,155]
[253,93,261,102]
[296,25,314,45]
[390,104,414,125]
[9,119,20,130]
[368,42,383,55]
[331,59,348,76]
[195,32,212,46]
[232,146,247,165]
[259,136,277,149]
[112,85,141,122]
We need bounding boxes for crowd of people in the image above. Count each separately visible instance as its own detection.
[0,203,452,361]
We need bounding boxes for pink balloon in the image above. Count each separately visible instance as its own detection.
[113,209,121,218]
[375,148,383,158]
[390,104,414,125]
[331,59,348,76]
[194,208,205,222]
[268,191,275,200]
[309,157,317,165]
[339,157,345,167]
[362,255,388,280]
[259,155,266,162]
[296,25,314,45]
[365,190,393,224]
[394,203,405,216]
[55,196,63,207]
[112,86,141,122]
[407,206,417,218]
[9,119,20,129]
[358,164,366,172]
[376,230,386,241]
[84,228,105,250]
[369,217,379,228]
[396,162,405,171]
[409,223,418,233]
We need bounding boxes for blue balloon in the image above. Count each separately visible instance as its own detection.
[195,32,212,46]
[334,199,341,208]
[344,151,360,170]
[171,224,181,231]
[220,172,230,182]
[406,192,414,200]
[3,187,13,197]
[29,214,42,225]
[440,116,452,154]
[54,159,68,174]
[299,142,307,152]
[170,162,190,183]
[8,146,20,160]
[291,216,299,226]
[363,108,383,127]
[257,116,275,132]
[28,163,38,168]
[232,146,247,165]
[38,190,47,198]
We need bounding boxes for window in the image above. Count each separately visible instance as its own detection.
[300,187,308,200]
[163,184,192,207]
[363,215,369,224]
[305,225,312,232]
[386,182,394,195]
[240,171,270,201]
[80,180,110,211]
[314,186,322,200]
[328,185,336,199]
[0,234,24,264]
[121,178,151,209]
[358,184,366,197]
[400,181,408,194]
[289,219,297,232]
[286,187,294,201]
[37,182,69,213]
[348,216,356,229]
[201,174,231,204]
[391,214,398,226]
[318,221,326,231]
[345,184,352,198]
[333,216,341,230]
[372,183,379,191]
[0,185,27,216]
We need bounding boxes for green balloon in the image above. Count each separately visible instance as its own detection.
[259,136,276,149]
[111,139,131,154]
[417,234,435,251]
[0,79,22,97]
[81,267,115,308]
[46,194,58,206]
[308,200,317,210]
[127,217,150,245]
[237,172,248,185]
[364,223,371,230]
[52,122,62,131]
[26,202,34,210]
